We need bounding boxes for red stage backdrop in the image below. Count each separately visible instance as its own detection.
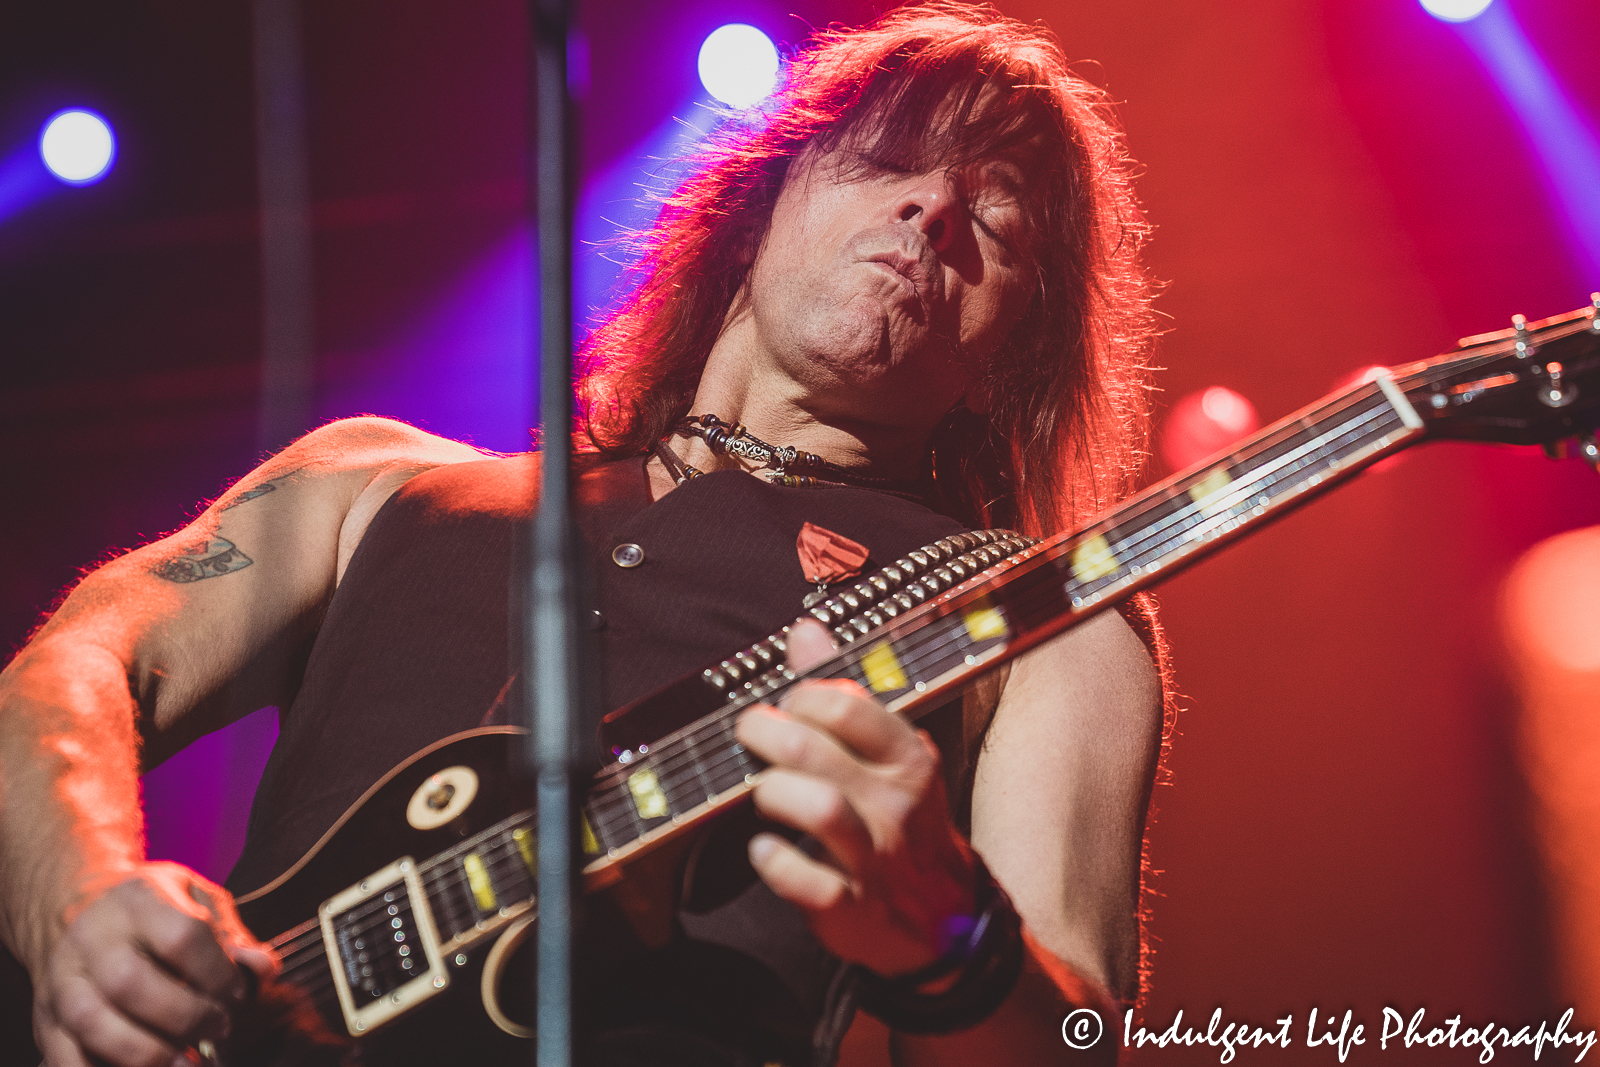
[2,1,1597,1063]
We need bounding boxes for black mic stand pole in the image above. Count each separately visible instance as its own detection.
[524,0,579,1064]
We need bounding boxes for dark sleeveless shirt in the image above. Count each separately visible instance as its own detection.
[227,453,972,1064]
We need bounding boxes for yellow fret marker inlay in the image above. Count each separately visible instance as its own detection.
[628,766,669,819]
[1187,467,1234,514]
[580,814,600,855]
[512,826,538,873]
[861,639,909,694]
[962,601,1008,642]
[463,852,497,912]
[1071,534,1119,582]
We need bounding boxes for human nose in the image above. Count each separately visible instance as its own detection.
[889,171,962,253]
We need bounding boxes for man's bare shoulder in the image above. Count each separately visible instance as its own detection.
[242,417,503,579]
[239,416,489,490]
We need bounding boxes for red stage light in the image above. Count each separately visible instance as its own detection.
[1501,525,1600,1017]
[1504,525,1600,674]
[1335,364,1389,392]
[1158,385,1261,473]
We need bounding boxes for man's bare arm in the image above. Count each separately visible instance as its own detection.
[743,610,1162,1067]
[0,416,483,1065]
[894,608,1164,1064]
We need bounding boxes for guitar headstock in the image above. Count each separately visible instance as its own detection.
[1391,296,1600,466]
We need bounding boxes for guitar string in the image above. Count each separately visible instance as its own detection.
[278,818,546,991]
[580,389,1404,833]
[275,834,542,1005]
[281,795,619,996]
[289,807,539,945]
[263,381,1426,1006]
[270,820,540,993]
[573,404,1401,837]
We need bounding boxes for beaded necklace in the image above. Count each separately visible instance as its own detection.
[654,413,935,505]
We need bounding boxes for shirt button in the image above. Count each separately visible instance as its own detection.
[612,543,644,568]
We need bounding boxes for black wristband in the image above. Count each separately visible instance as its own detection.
[852,856,1026,1035]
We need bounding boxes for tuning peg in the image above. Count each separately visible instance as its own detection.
[1591,293,1599,333]
[1580,432,1600,473]
[1538,360,1579,408]
[1513,313,1530,357]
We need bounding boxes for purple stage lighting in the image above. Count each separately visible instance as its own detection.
[39,109,116,185]
[698,24,779,108]
[1456,5,1600,281]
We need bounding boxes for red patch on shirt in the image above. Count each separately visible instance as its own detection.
[796,521,868,586]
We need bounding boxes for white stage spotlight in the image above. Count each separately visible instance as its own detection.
[40,109,116,185]
[1420,0,1494,22]
[698,25,779,108]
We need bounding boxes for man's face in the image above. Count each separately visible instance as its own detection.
[739,136,1035,428]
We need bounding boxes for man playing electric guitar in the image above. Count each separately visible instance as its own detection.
[0,6,1165,1065]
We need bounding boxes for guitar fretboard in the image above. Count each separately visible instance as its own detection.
[577,374,1424,878]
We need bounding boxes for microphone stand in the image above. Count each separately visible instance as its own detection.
[524,0,580,1064]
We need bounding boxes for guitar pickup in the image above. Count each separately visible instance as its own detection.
[318,857,449,1036]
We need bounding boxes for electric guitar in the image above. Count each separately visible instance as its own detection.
[17,304,1600,1064]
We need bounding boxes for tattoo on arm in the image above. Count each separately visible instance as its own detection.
[221,484,275,509]
[219,468,301,511]
[150,538,254,583]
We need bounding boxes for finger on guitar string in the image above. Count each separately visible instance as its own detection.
[782,616,838,673]
[737,683,941,848]
[776,618,923,763]
[734,617,982,980]
[778,679,919,765]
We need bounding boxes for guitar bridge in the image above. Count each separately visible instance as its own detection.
[318,857,449,1036]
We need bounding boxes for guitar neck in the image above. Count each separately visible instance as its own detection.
[577,374,1426,881]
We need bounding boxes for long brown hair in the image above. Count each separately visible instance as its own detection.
[577,2,1157,539]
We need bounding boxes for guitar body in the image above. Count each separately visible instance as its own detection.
[227,728,538,1066]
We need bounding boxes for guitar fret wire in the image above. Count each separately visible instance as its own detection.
[1074,399,1401,592]
[1095,392,1394,574]
[1100,405,1399,580]
[586,740,764,830]
[588,725,757,816]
